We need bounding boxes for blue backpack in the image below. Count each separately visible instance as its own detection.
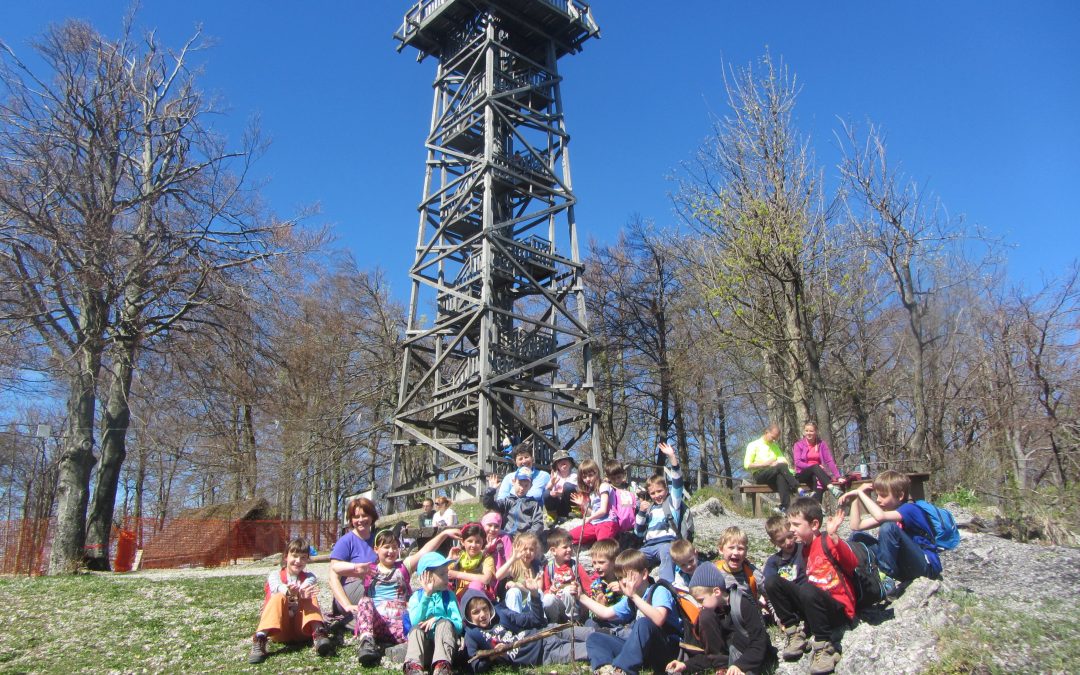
[914,500,960,550]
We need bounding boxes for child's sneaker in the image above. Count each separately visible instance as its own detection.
[402,661,424,675]
[312,625,333,657]
[809,639,841,674]
[781,624,809,660]
[879,570,899,598]
[248,633,268,664]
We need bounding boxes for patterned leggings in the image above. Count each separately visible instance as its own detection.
[354,598,408,644]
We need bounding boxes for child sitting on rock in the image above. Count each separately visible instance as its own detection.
[842,470,942,585]
[248,538,332,664]
[633,441,684,581]
[716,527,765,609]
[764,497,856,675]
[669,539,701,592]
[763,514,806,585]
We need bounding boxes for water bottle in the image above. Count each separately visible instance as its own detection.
[858,462,869,479]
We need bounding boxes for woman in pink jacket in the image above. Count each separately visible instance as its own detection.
[792,421,843,501]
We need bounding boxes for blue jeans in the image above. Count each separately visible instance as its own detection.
[851,522,938,582]
[587,617,679,675]
[639,541,675,582]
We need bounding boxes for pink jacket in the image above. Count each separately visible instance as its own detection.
[792,438,840,479]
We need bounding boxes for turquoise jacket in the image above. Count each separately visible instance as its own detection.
[407,587,463,635]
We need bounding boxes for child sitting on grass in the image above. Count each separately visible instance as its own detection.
[460,580,592,672]
[403,553,462,675]
[669,539,700,592]
[665,562,775,675]
[583,538,625,633]
[494,532,542,613]
[581,549,683,675]
[448,523,497,599]
[353,527,456,666]
[763,497,856,675]
[763,514,806,585]
[843,470,942,584]
[248,538,331,664]
[542,528,591,623]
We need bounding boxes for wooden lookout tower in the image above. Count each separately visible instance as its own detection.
[389,0,602,503]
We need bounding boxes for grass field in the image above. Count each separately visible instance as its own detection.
[0,573,585,674]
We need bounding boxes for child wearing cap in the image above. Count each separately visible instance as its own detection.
[665,560,776,675]
[495,443,550,501]
[545,450,579,523]
[483,470,545,539]
[404,552,463,675]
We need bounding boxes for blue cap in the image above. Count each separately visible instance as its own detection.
[688,561,729,589]
[514,467,534,482]
[417,552,452,573]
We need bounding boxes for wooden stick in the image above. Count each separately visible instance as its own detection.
[468,622,573,662]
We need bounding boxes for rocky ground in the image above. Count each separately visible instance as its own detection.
[688,497,1080,674]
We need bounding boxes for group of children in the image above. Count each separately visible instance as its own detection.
[248,442,947,675]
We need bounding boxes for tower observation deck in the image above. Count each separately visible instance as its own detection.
[389,0,601,502]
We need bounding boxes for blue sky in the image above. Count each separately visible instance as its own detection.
[3,1,1078,299]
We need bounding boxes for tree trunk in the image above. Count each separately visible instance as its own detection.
[49,350,101,575]
[85,341,136,571]
[716,395,733,488]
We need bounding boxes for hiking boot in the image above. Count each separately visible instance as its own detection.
[357,634,381,666]
[432,660,452,675]
[809,639,841,675]
[781,624,809,660]
[312,625,333,657]
[248,633,268,664]
[403,661,424,675]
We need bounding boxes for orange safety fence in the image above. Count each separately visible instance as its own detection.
[0,517,342,575]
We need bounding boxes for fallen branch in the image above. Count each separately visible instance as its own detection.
[469,622,572,662]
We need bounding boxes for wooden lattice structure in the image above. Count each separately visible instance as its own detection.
[389,0,602,502]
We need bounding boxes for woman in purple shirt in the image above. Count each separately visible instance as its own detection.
[328,496,380,622]
[792,421,842,502]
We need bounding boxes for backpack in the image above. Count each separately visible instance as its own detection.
[611,487,638,532]
[544,558,591,593]
[820,535,886,610]
[651,578,703,649]
[656,578,765,667]
[913,500,961,550]
[662,499,695,542]
[363,560,411,599]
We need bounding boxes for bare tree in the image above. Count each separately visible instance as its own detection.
[676,53,845,448]
[0,21,299,572]
[839,121,986,468]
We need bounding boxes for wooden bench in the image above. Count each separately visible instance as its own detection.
[738,472,931,517]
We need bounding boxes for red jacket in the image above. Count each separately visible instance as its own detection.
[804,535,858,619]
